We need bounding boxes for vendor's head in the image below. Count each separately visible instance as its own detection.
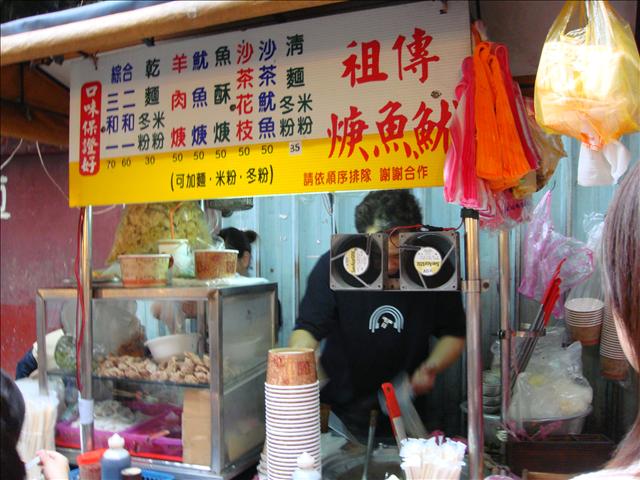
[1,369,26,479]
[355,189,422,276]
[603,163,639,372]
[219,227,258,276]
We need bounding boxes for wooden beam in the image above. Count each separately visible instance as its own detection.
[0,64,69,115]
[0,1,344,66]
[1,100,69,147]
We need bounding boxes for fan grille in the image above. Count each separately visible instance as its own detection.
[330,234,384,289]
[400,232,458,290]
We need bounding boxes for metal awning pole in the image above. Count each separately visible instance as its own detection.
[462,208,483,479]
[499,230,512,423]
[79,206,94,452]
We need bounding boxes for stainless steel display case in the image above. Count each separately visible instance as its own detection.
[36,283,277,479]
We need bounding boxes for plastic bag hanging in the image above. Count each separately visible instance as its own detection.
[523,97,566,193]
[474,42,533,192]
[577,140,631,186]
[444,57,491,211]
[565,213,606,315]
[518,191,594,317]
[534,0,640,150]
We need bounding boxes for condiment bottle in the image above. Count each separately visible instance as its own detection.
[76,449,105,480]
[291,452,321,480]
[101,433,131,480]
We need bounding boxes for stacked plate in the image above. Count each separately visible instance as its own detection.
[565,297,604,346]
[265,380,321,480]
[600,305,625,360]
[482,370,501,414]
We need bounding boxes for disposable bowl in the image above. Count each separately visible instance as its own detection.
[194,249,238,279]
[119,254,170,287]
[145,333,199,363]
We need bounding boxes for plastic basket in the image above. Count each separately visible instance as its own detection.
[69,468,175,480]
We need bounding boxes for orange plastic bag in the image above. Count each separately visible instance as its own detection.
[474,43,532,192]
[535,0,640,150]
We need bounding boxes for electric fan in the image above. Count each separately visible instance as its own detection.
[330,233,387,290]
[399,231,460,291]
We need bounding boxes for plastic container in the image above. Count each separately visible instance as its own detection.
[144,333,199,363]
[101,434,131,480]
[55,402,183,458]
[194,249,238,279]
[76,449,105,480]
[157,238,194,278]
[118,254,171,287]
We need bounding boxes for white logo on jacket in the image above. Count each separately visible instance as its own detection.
[369,305,404,333]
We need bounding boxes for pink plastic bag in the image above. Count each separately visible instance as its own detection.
[518,191,594,317]
[444,57,491,211]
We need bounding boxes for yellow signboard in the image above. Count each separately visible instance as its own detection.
[69,1,469,206]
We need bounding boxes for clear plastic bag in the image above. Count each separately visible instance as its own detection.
[518,191,594,317]
[508,339,593,430]
[534,0,640,150]
[513,98,566,198]
[107,201,214,263]
[566,213,605,304]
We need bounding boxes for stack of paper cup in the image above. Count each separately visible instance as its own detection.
[565,297,604,346]
[265,348,321,480]
[600,304,629,380]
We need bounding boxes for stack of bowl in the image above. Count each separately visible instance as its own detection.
[600,304,628,380]
[565,297,604,346]
[482,370,501,414]
[265,348,321,480]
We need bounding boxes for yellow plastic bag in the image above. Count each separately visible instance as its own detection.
[535,0,640,150]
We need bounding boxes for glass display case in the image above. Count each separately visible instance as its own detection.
[36,282,277,479]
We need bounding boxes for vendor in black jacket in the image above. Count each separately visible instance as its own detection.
[291,190,466,440]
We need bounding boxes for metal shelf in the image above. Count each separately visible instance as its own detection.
[48,361,266,393]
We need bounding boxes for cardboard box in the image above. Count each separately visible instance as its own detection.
[182,389,212,466]
[506,434,615,476]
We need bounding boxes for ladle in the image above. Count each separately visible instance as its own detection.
[361,409,378,480]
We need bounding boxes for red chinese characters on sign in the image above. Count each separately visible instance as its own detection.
[341,28,440,88]
[341,40,388,87]
[326,106,370,159]
[327,99,452,161]
[392,28,440,83]
[172,90,187,111]
[376,101,408,153]
[79,81,101,176]
[413,99,452,153]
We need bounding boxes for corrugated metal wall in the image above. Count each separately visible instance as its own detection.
[224,132,639,439]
